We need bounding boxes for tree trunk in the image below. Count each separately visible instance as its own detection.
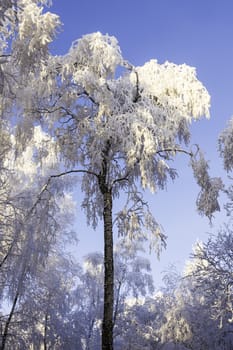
[98,140,114,350]
[101,189,114,350]
[43,311,49,350]
[1,291,19,350]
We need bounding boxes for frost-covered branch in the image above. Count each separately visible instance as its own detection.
[156,147,193,158]
[191,152,223,219]
[32,169,99,212]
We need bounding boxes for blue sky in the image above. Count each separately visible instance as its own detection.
[50,0,233,286]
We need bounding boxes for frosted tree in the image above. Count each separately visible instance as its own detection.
[0,1,223,348]
[0,3,64,348]
[2,247,78,350]
[184,230,233,347]
[218,117,233,216]
[158,229,233,349]
[71,252,104,350]
[31,33,221,349]
[0,128,76,349]
[219,117,233,173]
[0,186,76,350]
[112,240,158,350]
[70,239,154,350]
[158,231,233,350]
[113,239,154,334]
[0,127,76,349]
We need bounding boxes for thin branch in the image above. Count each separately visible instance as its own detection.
[0,168,98,269]
[49,169,99,179]
[31,169,99,214]
[111,175,129,187]
[156,147,193,158]
[1,291,19,350]
[82,90,98,106]
[112,147,193,189]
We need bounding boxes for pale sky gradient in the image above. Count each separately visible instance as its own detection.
[50,0,233,286]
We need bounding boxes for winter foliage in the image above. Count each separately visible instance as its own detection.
[0,0,232,349]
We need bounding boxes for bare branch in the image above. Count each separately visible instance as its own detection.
[82,89,98,106]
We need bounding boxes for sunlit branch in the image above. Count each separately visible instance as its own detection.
[0,168,100,267]
[112,147,194,189]
[156,147,193,158]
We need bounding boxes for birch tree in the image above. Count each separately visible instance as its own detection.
[159,231,233,349]
[1,248,78,350]
[33,34,221,349]
[185,230,233,343]
[69,239,152,349]
[0,1,223,349]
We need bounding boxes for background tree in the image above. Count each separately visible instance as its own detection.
[155,228,233,350]
[183,229,233,348]
[70,239,154,350]
[71,252,104,350]
[113,239,154,336]
[1,249,78,350]
[0,125,76,349]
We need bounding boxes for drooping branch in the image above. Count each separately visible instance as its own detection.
[156,147,193,159]
[32,169,99,213]
[112,147,194,189]
[0,168,98,271]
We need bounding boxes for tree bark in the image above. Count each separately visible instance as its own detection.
[101,189,114,350]
[98,140,114,350]
[1,291,19,350]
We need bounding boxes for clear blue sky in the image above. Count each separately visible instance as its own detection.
[50,0,233,286]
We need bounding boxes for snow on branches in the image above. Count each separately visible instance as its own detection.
[2,28,220,237]
[191,152,223,219]
[219,117,233,172]
[46,32,212,195]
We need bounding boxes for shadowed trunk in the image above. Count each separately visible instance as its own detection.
[98,140,114,350]
[102,189,114,350]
